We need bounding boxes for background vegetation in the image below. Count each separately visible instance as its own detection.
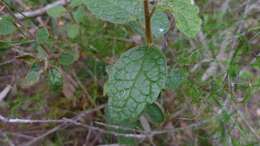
[0,0,259,145]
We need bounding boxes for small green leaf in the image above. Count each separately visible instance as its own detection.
[36,28,49,44]
[0,17,16,35]
[48,68,63,90]
[83,0,142,24]
[36,46,48,60]
[166,68,188,90]
[60,52,74,66]
[151,12,169,38]
[66,24,80,39]
[47,6,66,18]
[73,7,86,23]
[21,65,41,87]
[59,50,78,66]
[105,46,167,123]
[70,0,83,7]
[135,11,169,38]
[160,0,202,37]
[144,103,165,124]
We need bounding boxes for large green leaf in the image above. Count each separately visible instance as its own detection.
[160,0,201,38]
[83,0,142,24]
[105,46,167,123]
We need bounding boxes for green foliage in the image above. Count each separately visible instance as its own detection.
[166,68,188,90]
[0,17,16,35]
[4,0,259,145]
[66,24,80,39]
[70,0,83,7]
[36,27,49,44]
[160,0,202,37]
[21,65,41,87]
[9,93,46,117]
[48,68,63,90]
[105,46,167,123]
[47,6,66,18]
[59,50,77,66]
[83,0,142,24]
[144,103,165,124]
[151,12,169,38]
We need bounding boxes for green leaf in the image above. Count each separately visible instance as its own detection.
[0,17,16,35]
[105,46,167,123]
[134,11,169,38]
[36,27,49,44]
[48,68,63,90]
[144,103,165,124]
[160,0,201,37]
[59,49,79,66]
[151,11,169,38]
[66,24,80,39]
[70,0,83,7]
[47,6,66,18]
[73,7,86,23]
[83,0,142,24]
[21,65,41,87]
[166,68,188,90]
[36,46,48,60]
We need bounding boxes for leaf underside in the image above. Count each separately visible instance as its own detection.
[105,46,167,123]
[161,0,202,38]
[83,0,142,24]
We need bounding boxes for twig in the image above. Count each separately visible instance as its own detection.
[13,0,71,19]
[14,104,105,146]
[1,106,221,141]
[0,104,105,124]
[21,125,63,146]
[0,85,12,102]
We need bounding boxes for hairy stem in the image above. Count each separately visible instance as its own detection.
[144,0,153,47]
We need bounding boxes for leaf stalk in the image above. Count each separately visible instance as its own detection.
[144,0,153,47]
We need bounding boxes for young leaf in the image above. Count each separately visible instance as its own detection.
[47,6,66,18]
[59,49,79,66]
[21,65,41,87]
[36,46,48,60]
[73,7,86,23]
[105,46,167,123]
[59,52,75,66]
[48,68,63,90]
[135,11,169,38]
[66,24,80,39]
[159,0,201,38]
[0,17,16,35]
[151,11,169,38]
[144,102,165,124]
[83,0,142,24]
[36,28,49,44]
[70,0,83,7]
[166,68,188,90]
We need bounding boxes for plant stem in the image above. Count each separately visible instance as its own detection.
[144,0,153,47]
